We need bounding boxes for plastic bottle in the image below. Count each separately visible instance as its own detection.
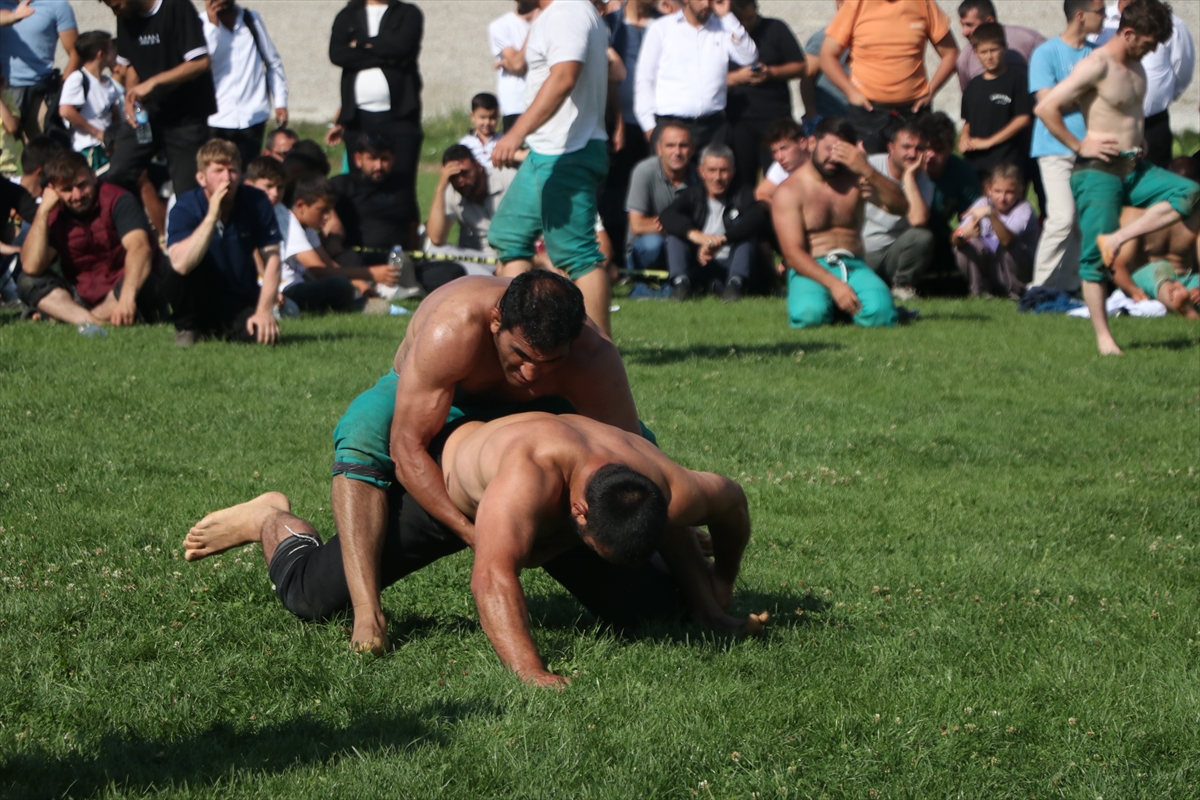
[134,102,152,146]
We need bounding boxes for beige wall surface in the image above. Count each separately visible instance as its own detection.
[66,1,1199,130]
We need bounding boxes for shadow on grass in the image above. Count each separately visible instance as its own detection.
[0,701,497,799]
[279,331,384,346]
[1123,336,1200,351]
[915,311,991,322]
[621,341,842,366]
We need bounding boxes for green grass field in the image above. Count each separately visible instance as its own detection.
[1,288,1197,797]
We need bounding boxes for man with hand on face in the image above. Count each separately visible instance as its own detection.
[165,139,282,347]
[772,116,907,329]
[19,151,163,332]
[424,143,515,271]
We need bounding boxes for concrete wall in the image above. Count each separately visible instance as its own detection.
[66,1,1199,130]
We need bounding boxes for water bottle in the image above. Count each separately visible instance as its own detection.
[134,101,152,146]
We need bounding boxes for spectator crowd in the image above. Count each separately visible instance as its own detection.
[0,0,1196,348]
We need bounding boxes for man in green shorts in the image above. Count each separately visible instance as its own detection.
[1035,0,1199,354]
[323,272,647,655]
[771,117,908,329]
[489,0,613,336]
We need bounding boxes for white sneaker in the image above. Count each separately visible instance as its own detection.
[892,286,918,302]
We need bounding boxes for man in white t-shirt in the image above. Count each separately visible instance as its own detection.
[859,121,936,298]
[58,31,123,171]
[753,118,809,202]
[489,0,539,132]
[488,0,614,336]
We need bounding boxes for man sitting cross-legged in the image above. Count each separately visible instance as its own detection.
[19,151,164,332]
[184,412,766,687]
[772,116,907,329]
[1110,157,1200,318]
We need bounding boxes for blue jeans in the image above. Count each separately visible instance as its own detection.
[626,233,666,272]
[665,235,754,285]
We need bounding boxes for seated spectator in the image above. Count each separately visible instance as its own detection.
[861,121,936,301]
[165,139,282,347]
[952,163,1039,299]
[754,118,809,202]
[18,152,163,330]
[328,133,419,266]
[659,143,767,301]
[625,121,696,274]
[1110,157,1200,318]
[274,175,359,314]
[955,0,1044,90]
[918,112,982,269]
[263,127,298,162]
[425,143,513,271]
[820,0,958,153]
[958,23,1032,182]
[458,93,504,172]
[0,167,36,266]
[57,31,122,172]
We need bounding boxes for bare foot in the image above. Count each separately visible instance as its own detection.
[745,611,770,635]
[1096,335,1124,356]
[351,612,391,657]
[695,529,714,558]
[708,561,733,611]
[1096,234,1117,267]
[351,634,391,657]
[183,492,290,561]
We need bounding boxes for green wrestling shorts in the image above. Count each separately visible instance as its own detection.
[1132,261,1199,299]
[331,369,657,489]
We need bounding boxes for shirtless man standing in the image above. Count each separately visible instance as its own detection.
[1034,0,1199,354]
[771,116,908,329]
[183,412,765,687]
[1111,157,1200,318]
[282,271,645,655]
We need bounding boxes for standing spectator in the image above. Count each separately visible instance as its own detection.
[952,162,1039,299]
[725,0,805,188]
[820,0,958,154]
[861,121,936,300]
[165,139,282,347]
[753,118,808,202]
[328,133,419,264]
[0,77,20,177]
[262,127,297,161]
[625,121,696,272]
[918,112,982,283]
[659,142,768,301]
[202,0,289,173]
[1028,0,1105,290]
[57,31,123,171]
[488,0,615,336]
[458,93,503,171]
[958,24,1033,181]
[101,0,216,198]
[18,151,162,329]
[489,0,539,132]
[601,0,661,261]
[634,0,759,154]
[0,0,79,141]
[955,0,1045,90]
[329,0,424,221]
[801,0,848,125]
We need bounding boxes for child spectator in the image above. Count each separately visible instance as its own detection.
[458,93,503,172]
[958,23,1032,181]
[274,174,358,314]
[58,31,123,171]
[952,163,1039,299]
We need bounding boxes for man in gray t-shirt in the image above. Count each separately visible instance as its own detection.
[624,121,695,271]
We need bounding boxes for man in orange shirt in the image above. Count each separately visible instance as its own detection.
[818,0,959,153]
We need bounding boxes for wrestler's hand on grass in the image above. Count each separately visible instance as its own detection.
[830,281,862,315]
[1077,133,1121,162]
[522,670,570,689]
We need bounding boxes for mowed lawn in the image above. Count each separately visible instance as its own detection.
[1,283,1198,798]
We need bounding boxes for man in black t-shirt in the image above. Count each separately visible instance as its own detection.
[329,134,419,266]
[99,0,217,196]
[958,23,1032,180]
[726,0,805,188]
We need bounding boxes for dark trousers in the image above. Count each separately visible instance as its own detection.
[269,486,686,631]
[599,120,649,255]
[106,116,211,196]
[847,103,928,154]
[346,111,423,225]
[162,264,257,340]
[729,116,774,190]
[666,234,755,287]
[209,122,267,173]
[1143,110,1173,169]
[282,275,358,313]
[655,113,729,161]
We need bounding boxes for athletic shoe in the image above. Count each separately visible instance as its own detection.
[175,329,199,348]
[892,285,918,302]
[722,277,744,303]
[671,276,692,301]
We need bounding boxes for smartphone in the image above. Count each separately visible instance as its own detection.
[750,64,764,72]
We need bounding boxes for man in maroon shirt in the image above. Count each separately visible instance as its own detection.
[19,151,163,329]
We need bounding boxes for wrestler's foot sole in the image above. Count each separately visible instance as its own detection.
[183,492,291,561]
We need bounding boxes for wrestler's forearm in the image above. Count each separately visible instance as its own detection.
[395,448,475,545]
[471,565,548,680]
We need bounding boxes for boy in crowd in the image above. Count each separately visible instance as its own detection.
[952,163,1040,299]
[58,31,123,171]
[958,23,1032,182]
[753,118,809,203]
[458,93,505,172]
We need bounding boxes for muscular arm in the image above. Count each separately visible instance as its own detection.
[561,335,641,434]
[1034,54,1108,156]
[112,229,153,326]
[470,460,566,686]
[493,61,582,167]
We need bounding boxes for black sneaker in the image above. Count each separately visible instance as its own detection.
[722,277,744,302]
[670,276,692,301]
